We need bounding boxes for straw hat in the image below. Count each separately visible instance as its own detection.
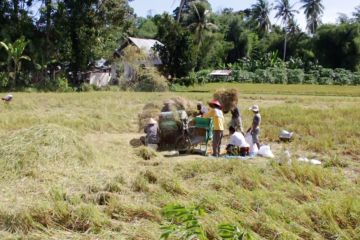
[148,118,157,125]
[208,99,222,108]
[249,105,259,112]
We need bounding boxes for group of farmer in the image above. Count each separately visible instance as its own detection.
[143,99,261,157]
[197,100,261,157]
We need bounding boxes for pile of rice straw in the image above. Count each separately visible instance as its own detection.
[138,103,162,131]
[213,88,238,113]
[138,97,197,131]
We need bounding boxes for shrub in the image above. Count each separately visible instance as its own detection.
[352,72,360,85]
[0,72,9,87]
[303,73,317,84]
[236,70,255,83]
[56,76,73,92]
[80,83,95,92]
[195,69,211,84]
[268,67,286,84]
[319,68,334,84]
[318,77,333,85]
[287,69,304,84]
[333,68,352,85]
[254,69,269,83]
[133,68,169,92]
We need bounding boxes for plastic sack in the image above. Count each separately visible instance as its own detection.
[298,157,322,165]
[245,133,258,154]
[257,145,275,158]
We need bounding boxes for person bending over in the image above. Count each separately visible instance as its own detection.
[226,126,250,156]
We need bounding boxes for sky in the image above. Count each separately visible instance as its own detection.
[129,0,359,30]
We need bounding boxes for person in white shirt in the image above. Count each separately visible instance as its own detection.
[226,126,250,156]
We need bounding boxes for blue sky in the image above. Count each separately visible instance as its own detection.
[130,0,359,30]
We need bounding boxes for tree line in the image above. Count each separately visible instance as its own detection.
[0,0,359,90]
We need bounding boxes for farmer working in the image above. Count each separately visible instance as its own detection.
[226,126,250,156]
[247,105,261,150]
[230,106,244,134]
[143,118,159,150]
[196,102,208,117]
[203,99,224,157]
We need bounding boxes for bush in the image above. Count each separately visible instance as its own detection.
[0,72,9,87]
[287,69,304,84]
[120,68,168,92]
[236,70,255,83]
[333,68,352,85]
[134,68,169,92]
[318,68,335,85]
[254,69,269,83]
[352,72,360,85]
[303,74,317,84]
[268,67,286,84]
[80,83,96,92]
[318,77,333,85]
[195,69,211,84]
[56,76,73,92]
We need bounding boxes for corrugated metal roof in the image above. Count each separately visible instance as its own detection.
[128,37,163,54]
[128,37,163,65]
[210,70,232,76]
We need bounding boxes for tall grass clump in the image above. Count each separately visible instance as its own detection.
[0,124,94,179]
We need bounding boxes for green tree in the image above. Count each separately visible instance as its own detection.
[186,1,217,46]
[314,23,360,71]
[0,37,31,89]
[275,0,298,60]
[135,17,158,38]
[251,0,272,36]
[301,0,324,34]
[353,5,360,22]
[154,13,196,78]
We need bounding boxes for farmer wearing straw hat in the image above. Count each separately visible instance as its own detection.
[203,100,224,157]
[143,118,160,150]
[247,105,261,150]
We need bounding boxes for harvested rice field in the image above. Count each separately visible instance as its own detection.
[0,84,359,239]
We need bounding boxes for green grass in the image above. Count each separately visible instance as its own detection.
[0,85,359,239]
[174,83,360,97]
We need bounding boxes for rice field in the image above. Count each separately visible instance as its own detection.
[0,84,359,239]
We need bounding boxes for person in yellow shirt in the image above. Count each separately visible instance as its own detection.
[203,99,224,157]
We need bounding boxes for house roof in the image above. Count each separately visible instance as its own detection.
[116,37,163,65]
[210,70,232,76]
[128,37,163,54]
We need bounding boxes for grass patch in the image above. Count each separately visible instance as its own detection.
[0,124,93,179]
[0,87,359,238]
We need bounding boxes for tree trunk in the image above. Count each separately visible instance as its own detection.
[177,0,186,22]
[283,32,287,61]
[45,0,51,61]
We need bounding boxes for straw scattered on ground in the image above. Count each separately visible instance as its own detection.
[0,124,94,179]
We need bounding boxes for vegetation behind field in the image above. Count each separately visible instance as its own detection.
[0,85,359,239]
[0,1,360,90]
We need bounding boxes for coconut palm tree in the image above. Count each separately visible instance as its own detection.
[187,1,217,46]
[0,37,31,89]
[251,0,272,35]
[275,0,298,60]
[301,0,324,34]
[353,5,360,22]
[173,0,187,22]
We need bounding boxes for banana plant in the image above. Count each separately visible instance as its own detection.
[0,37,31,89]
